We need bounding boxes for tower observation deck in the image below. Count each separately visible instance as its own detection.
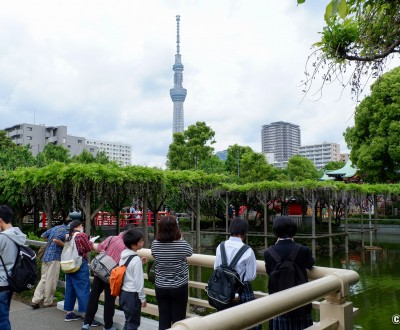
[170,15,187,134]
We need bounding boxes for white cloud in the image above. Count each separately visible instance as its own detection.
[0,0,385,166]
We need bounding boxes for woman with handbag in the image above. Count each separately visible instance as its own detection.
[63,220,96,322]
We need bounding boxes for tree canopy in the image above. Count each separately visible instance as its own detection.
[344,67,400,183]
[299,0,400,96]
[0,131,36,170]
[166,121,216,170]
[286,155,320,181]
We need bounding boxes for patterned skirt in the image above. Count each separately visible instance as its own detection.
[240,282,262,330]
[268,314,313,330]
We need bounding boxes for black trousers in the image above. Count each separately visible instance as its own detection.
[155,284,188,330]
[120,290,141,330]
[84,276,116,329]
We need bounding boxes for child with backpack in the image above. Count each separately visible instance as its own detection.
[264,216,315,330]
[213,217,261,330]
[118,228,147,330]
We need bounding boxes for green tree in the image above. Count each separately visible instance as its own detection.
[0,131,36,170]
[299,0,400,96]
[166,122,216,170]
[71,150,110,164]
[240,151,276,183]
[36,144,70,167]
[199,155,226,174]
[344,67,400,183]
[225,144,253,176]
[323,161,346,171]
[286,155,319,181]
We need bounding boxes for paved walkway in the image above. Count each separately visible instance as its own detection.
[10,299,158,330]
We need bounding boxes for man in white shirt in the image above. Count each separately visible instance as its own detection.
[214,217,261,330]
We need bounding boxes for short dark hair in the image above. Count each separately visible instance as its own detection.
[229,217,248,236]
[123,228,144,248]
[273,216,297,238]
[156,215,181,242]
[0,205,13,224]
[123,224,135,231]
[69,220,82,236]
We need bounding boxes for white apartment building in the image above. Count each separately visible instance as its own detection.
[85,139,132,166]
[299,142,341,170]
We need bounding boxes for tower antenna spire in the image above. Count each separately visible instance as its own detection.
[176,15,180,55]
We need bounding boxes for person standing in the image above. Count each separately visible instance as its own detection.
[81,227,130,330]
[31,220,68,309]
[214,217,261,330]
[0,205,27,330]
[264,216,315,330]
[119,228,147,330]
[64,220,96,322]
[151,215,193,330]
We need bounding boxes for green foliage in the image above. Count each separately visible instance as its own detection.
[199,155,226,174]
[0,131,36,170]
[240,151,276,183]
[36,144,70,167]
[225,144,253,176]
[317,18,359,62]
[344,67,400,183]
[286,155,319,181]
[167,122,216,170]
[323,161,346,171]
[300,0,400,96]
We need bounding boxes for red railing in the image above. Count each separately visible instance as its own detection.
[94,211,170,227]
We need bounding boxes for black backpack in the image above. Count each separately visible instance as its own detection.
[266,243,307,294]
[0,235,38,293]
[206,242,250,311]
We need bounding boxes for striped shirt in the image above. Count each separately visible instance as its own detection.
[151,239,193,289]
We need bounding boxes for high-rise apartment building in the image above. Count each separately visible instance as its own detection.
[299,142,341,170]
[261,121,301,168]
[3,123,132,166]
[170,15,187,135]
[85,139,132,166]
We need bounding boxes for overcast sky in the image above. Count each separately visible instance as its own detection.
[0,0,381,167]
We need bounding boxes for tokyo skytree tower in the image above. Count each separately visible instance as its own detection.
[169,15,187,134]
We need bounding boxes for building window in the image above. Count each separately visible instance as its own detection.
[27,127,32,131]
[27,136,32,140]
[78,139,82,144]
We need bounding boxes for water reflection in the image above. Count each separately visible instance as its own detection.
[197,232,400,329]
[321,233,400,329]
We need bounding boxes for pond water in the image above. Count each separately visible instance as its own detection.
[197,230,400,329]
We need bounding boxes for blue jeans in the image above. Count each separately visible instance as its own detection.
[64,260,90,313]
[0,290,12,330]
